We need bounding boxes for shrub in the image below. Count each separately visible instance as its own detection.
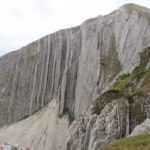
[59,108,75,125]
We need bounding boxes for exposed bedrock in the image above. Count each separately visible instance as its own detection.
[0,3,150,128]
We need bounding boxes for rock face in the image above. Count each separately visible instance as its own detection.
[0,27,82,126]
[0,99,69,150]
[65,44,150,149]
[65,91,150,150]
[131,119,150,136]
[0,3,150,150]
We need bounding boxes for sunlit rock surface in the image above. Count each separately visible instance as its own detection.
[0,3,150,150]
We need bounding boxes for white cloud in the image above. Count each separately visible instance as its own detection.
[0,0,150,56]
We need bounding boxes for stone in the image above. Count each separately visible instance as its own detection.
[0,3,150,150]
[1,3,150,126]
[131,119,150,136]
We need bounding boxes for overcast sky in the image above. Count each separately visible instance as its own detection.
[0,0,150,56]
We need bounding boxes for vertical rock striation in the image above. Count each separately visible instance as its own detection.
[0,3,150,128]
[0,27,82,126]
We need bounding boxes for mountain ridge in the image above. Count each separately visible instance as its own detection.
[0,3,150,150]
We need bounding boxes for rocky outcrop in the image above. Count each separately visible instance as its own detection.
[1,4,150,126]
[131,119,150,136]
[65,43,150,149]
[65,91,150,150]
[0,3,150,150]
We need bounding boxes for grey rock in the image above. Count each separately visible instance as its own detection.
[66,90,150,150]
[0,3,150,150]
[1,3,150,126]
[66,100,129,150]
[131,119,150,136]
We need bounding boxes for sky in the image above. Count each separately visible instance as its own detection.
[0,0,150,56]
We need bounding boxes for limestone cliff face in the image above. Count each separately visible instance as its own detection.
[0,4,150,149]
[0,4,150,142]
[65,44,150,149]
[1,3,150,126]
[0,27,82,126]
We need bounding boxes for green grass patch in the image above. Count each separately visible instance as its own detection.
[113,67,149,91]
[59,108,75,125]
[110,47,150,103]
[98,134,150,150]
[141,71,150,88]
[113,47,150,91]
[123,90,144,102]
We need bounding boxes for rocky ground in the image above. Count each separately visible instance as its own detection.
[0,100,69,150]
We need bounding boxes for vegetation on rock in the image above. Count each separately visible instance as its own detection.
[59,108,75,125]
[112,47,150,100]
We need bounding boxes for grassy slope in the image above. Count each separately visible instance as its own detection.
[98,134,150,150]
[112,47,150,99]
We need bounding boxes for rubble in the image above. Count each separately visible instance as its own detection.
[0,143,30,150]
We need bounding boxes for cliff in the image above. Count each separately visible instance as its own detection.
[0,3,150,150]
